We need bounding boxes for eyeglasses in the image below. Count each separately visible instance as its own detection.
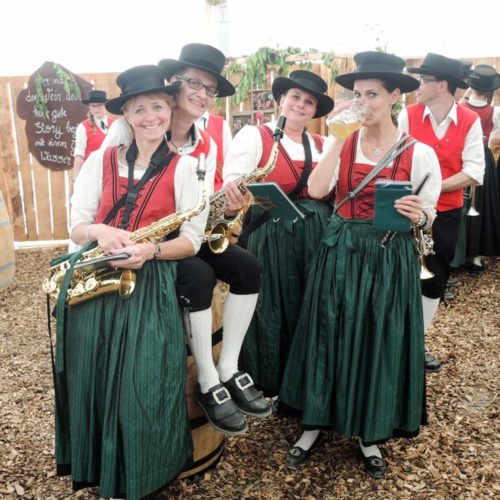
[174,75,219,97]
[418,76,438,84]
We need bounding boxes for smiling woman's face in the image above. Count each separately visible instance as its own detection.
[123,93,172,143]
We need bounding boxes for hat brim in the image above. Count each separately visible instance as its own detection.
[335,71,420,93]
[406,66,468,89]
[158,59,235,98]
[81,98,107,105]
[271,77,334,118]
[105,84,179,115]
[469,74,500,92]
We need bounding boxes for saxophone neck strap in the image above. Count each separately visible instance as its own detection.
[117,139,175,229]
[288,130,313,201]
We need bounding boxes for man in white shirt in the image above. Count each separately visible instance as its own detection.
[399,53,485,373]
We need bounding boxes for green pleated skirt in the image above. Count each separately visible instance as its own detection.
[55,260,192,500]
[280,215,425,443]
[240,199,332,395]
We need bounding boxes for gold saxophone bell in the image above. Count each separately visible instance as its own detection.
[206,223,230,254]
[466,185,480,217]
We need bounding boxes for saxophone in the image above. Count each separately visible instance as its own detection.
[205,115,287,254]
[43,154,208,305]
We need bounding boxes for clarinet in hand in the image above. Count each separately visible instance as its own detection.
[380,173,431,248]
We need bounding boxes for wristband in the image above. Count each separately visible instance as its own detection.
[415,211,428,230]
[152,242,161,259]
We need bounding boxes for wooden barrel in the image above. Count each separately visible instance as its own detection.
[0,192,15,289]
[178,282,227,479]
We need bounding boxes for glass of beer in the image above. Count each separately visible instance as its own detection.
[326,100,366,139]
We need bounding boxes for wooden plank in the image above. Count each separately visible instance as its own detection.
[31,158,52,239]
[49,169,68,239]
[10,76,38,240]
[0,79,26,240]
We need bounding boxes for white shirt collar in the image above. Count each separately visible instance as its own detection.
[422,101,458,125]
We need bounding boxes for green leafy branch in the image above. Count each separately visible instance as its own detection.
[53,63,81,99]
[228,47,302,106]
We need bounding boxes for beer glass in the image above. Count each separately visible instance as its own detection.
[326,100,366,139]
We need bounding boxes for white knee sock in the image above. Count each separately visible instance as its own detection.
[359,438,382,459]
[294,429,320,451]
[217,292,258,383]
[422,295,440,334]
[188,308,220,393]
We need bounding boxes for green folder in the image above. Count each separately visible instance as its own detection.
[247,182,305,221]
[373,180,413,232]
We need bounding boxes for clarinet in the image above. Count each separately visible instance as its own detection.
[380,173,431,248]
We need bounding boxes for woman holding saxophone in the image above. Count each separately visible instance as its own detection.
[102,44,271,436]
[223,70,334,398]
[279,52,441,476]
[55,65,209,500]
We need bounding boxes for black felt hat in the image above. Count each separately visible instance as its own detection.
[272,70,334,118]
[468,64,500,92]
[105,65,180,115]
[158,43,235,98]
[335,51,419,94]
[82,90,107,105]
[406,52,469,89]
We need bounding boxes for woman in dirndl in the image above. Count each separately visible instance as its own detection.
[279,52,441,478]
[455,64,500,272]
[223,70,334,397]
[54,65,210,499]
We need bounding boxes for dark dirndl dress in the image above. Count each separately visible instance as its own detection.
[452,145,500,266]
[280,215,426,444]
[54,260,192,500]
[240,198,331,396]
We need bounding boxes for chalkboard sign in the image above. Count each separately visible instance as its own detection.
[16,62,93,172]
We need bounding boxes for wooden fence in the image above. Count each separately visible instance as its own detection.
[0,56,498,243]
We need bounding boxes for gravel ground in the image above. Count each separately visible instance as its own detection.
[0,248,498,499]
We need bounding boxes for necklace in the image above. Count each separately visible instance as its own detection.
[371,146,384,156]
[169,138,192,155]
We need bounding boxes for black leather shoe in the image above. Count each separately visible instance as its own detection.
[224,371,272,417]
[195,383,247,436]
[360,450,386,479]
[425,350,442,373]
[286,433,321,468]
[467,263,486,276]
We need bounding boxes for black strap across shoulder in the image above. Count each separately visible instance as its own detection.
[288,130,313,201]
[118,139,175,229]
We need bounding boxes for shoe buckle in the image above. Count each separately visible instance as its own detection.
[235,373,254,391]
[213,386,231,405]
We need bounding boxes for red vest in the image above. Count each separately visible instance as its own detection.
[257,126,324,199]
[82,117,115,159]
[205,113,225,191]
[406,103,477,211]
[95,146,180,231]
[462,102,493,145]
[336,130,414,220]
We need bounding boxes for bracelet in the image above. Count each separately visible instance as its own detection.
[152,242,161,260]
[415,211,428,230]
[84,224,95,242]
